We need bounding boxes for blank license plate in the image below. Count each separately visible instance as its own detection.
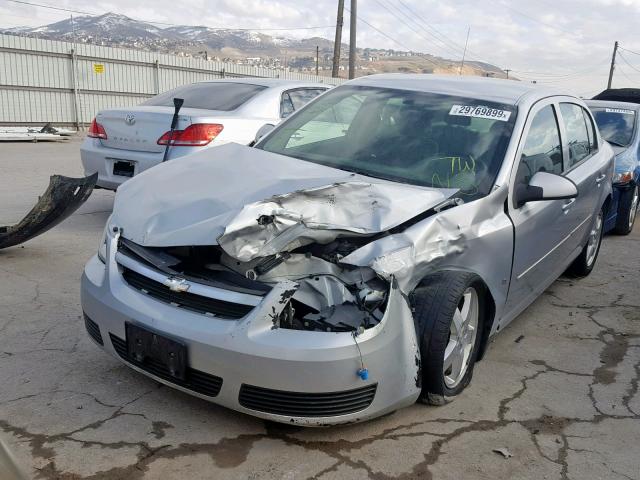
[126,323,187,380]
[113,160,135,177]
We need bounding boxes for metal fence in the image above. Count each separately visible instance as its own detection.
[0,34,345,127]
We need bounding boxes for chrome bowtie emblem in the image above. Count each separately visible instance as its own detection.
[163,276,190,293]
[125,113,136,125]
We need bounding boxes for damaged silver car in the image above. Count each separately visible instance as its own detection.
[81,74,613,425]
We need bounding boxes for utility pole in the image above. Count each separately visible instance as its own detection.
[459,26,470,75]
[316,46,319,75]
[504,68,511,79]
[332,0,344,78]
[607,40,618,89]
[349,0,357,79]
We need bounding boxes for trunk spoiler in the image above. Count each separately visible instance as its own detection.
[0,173,98,249]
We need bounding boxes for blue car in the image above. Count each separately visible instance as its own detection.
[586,100,640,234]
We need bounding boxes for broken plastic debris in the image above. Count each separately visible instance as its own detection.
[492,448,513,458]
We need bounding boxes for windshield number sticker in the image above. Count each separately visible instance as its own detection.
[449,105,512,121]
[605,108,635,115]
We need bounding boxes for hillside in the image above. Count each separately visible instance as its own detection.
[3,12,507,78]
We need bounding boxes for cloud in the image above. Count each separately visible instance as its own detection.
[2,0,640,96]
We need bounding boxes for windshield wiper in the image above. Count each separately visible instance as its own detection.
[606,139,627,147]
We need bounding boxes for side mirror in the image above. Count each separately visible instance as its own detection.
[254,123,275,145]
[516,171,578,207]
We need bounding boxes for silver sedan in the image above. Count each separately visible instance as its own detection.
[80,78,329,190]
[81,74,613,425]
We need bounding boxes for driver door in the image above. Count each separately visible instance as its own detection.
[505,101,578,316]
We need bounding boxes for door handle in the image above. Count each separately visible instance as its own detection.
[562,199,576,211]
[596,174,606,183]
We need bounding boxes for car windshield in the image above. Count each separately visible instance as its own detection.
[590,107,637,147]
[257,85,516,199]
[141,82,267,111]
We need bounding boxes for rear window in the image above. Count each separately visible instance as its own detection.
[141,82,267,111]
[590,107,637,147]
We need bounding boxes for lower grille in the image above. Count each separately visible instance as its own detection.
[121,268,254,319]
[84,314,103,346]
[238,383,377,417]
[109,334,222,397]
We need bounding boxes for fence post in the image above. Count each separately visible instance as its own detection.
[154,60,160,94]
[70,48,81,130]
[221,67,225,79]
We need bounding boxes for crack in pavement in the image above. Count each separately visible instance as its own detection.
[2,265,640,479]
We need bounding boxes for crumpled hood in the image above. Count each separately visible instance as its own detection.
[112,143,455,250]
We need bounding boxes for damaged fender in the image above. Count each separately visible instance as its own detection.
[0,173,97,249]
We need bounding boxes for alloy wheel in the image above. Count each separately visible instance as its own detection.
[443,287,479,388]
[628,186,639,231]
[586,210,603,267]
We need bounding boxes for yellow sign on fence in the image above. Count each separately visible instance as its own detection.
[93,63,105,74]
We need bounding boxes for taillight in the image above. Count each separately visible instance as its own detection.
[87,118,107,139]
[157,124,224,146]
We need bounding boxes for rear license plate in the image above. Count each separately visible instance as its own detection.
[126,323,187,380]
[113,160,135,177]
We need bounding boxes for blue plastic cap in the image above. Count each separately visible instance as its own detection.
[357,368,369,380]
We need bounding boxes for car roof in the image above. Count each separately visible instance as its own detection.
[345,73,567,106]
[194,77,330,89]
[584,99,640,111]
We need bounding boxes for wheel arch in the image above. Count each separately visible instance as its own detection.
[414,268,497,362]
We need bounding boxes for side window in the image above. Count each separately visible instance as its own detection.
[516,105,564,185]
[280,93,295,118]
[582,107,598,152]
[560,103,591,167]
[288,88,326,110]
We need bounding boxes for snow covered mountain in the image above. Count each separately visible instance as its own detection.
[3,12,333,52]
[2,12,506,77]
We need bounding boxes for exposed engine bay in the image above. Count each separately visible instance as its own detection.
[119,235,389,333]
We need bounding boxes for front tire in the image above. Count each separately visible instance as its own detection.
[567,206,604,277]
[614,184,638,235]
[410,271,486,405]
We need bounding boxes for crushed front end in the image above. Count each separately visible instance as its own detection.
[81,221,422,425]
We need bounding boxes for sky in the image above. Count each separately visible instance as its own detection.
[2,0,640,97]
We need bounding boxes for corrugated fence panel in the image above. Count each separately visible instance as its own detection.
[0,33,345,126]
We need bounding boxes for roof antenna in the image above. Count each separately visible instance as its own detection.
[162,97,184,162]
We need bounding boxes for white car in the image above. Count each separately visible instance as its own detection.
[80,78,329,190]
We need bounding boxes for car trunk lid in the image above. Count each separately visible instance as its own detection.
[96,106,195,153]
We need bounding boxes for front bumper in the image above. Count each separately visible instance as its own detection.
[80,238,421,425]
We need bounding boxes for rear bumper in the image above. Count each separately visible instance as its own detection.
[80,138,201,190]
[80,238,421,425]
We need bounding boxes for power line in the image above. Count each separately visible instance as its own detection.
[344,5,438,66]
[618,46,640,57]
[617,51,640,75]
[394,0,506,72]
[3,0,334,31]
[615,64,640,86]
[372,0,465,60]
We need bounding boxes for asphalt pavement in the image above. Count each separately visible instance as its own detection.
[1,138,639,479]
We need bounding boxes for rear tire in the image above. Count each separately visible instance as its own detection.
[567,206,604,277]
[410,271,486,406]
[613,184,638,235]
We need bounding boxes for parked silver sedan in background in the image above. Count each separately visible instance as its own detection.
[81,78,329,190]
[81,75,613,425]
